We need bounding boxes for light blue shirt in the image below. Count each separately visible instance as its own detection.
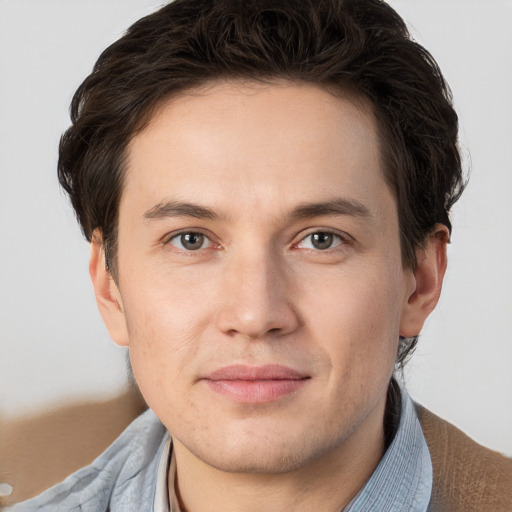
[344,385,432,511]
[10,384,432,511]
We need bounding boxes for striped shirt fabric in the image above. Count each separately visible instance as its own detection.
[10,383,432,512]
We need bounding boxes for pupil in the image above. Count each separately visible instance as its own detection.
[182,233,203,250]
[312,232,333,250]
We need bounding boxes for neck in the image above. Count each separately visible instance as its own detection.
[170,398,387,512]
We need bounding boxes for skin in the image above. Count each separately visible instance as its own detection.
[90,81,447,512]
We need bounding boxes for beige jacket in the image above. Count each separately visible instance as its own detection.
[418,405,512,511]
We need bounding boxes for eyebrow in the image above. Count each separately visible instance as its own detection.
[143,200,218,221]
[290,198,372,219]
[143,197,372,222]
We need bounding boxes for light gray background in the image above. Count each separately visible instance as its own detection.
[1,0,511,455]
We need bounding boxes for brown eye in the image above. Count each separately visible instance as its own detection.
[169,232,210,251]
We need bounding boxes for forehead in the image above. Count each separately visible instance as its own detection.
[123,80,391,220]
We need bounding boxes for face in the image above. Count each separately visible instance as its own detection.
[94,81,425,474]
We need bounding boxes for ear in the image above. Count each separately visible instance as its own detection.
[399,224,449,337]
[89,232,129,347]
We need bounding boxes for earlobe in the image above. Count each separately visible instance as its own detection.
[89,233,129,347]
[399,225,449,338]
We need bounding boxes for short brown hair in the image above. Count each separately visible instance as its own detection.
[58,0,466,363]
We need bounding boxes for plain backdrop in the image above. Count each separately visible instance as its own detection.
[1,0,511,456]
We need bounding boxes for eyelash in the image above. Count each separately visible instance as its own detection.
[165,228,352,253]
[292,229,352,252]
[166,230,217,252]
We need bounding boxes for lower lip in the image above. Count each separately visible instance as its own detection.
[204,379,308,403]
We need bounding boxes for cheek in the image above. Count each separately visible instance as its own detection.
[119,269,214,408]
[121,258,215,340]
[300,263,403,374]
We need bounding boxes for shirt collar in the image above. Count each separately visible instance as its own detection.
[344,382,433,511]
[154,436,172,512]
[154,382,432,512]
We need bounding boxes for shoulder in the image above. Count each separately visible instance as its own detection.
[7,409,167,512]
[416,404,512,512]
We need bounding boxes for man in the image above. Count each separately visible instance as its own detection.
[10,0,511,510]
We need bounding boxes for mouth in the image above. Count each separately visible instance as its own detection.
[203,364,310,404]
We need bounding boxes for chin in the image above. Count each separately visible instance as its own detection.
[200,449,318,475]
[184,425,347,475]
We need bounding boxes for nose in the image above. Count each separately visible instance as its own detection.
[215,249,300,340]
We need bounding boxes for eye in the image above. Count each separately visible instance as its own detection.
[168,232,212,251]
[297,231,345,250]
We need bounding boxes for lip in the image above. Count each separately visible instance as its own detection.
[203,364,310,404]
